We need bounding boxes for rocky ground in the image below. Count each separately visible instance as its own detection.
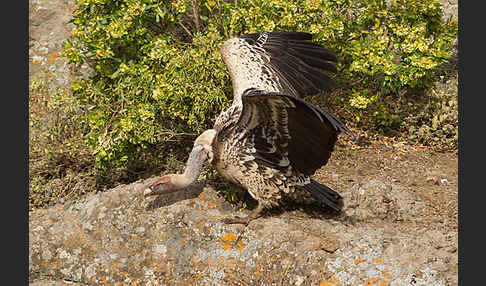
[29,0,458,285]
[29,140,458,285]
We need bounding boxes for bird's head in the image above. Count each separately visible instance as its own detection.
[143,131,215,198]
[143,175,178,197]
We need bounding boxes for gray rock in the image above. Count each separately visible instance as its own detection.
[29,0,93,90]
[28,0,458,284]
[30,178,457,285]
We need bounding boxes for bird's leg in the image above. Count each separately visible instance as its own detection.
[221,203,265,225]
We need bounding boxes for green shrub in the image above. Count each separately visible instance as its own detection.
[62,0,457,170]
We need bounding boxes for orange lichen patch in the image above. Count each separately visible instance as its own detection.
[198,194,204,200]
[220,233,237,250]
[81,249,86,254]
[221,233,237,241]
[382,271,390,279]
[32,59,40,64]
[375,258,383,263]
[208,202,215,207]
[91,276,96,282]
[49,52,58,62]
[365,277,382,285]
[378,281,388,286]
[61,58,67,65]
[113,264,118,271]
[221,242,231,250]
[192,273,204,280]
[320,275,339,286]
[236,241,247,252]
[320,280,338,286]
[102,279,107,284]
[355,258,365,265]
[181,236,187,243]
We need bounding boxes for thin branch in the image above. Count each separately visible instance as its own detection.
[192,0,200,34]
[218,0,226,37]
[178,22,193,38]
[121,92,125,113]
[160,130,197,142]
[103,101,122,135]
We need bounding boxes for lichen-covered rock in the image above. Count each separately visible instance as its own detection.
[29,177,457,285]
[28,0,458,284]
[29,0,92,89]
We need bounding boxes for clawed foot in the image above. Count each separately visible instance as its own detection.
[221,204,265,225]
[221,215,260,225]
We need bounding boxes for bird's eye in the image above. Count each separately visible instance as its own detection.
[150,182,165,191]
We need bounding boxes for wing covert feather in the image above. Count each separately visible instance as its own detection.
[220,32,338,103]
[222,89,353,176]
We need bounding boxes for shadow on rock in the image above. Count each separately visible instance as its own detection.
[277,202,341,218]
[209,180,346,224]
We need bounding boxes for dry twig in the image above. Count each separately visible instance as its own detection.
[178,22,193,38]
[192,0,200,34]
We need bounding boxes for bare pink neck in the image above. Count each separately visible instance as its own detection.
[171,145,206,188]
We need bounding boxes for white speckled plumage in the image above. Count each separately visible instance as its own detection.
[148,32,355,219]
[209,32,354,211]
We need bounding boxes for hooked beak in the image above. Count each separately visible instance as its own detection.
[143,179,178,197]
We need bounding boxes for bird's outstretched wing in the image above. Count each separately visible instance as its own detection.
[223,88,354,176]
[220,32,338,103]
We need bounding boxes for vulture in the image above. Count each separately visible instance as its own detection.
[143,32,355,224]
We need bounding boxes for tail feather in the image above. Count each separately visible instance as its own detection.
[303,179,342,211]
